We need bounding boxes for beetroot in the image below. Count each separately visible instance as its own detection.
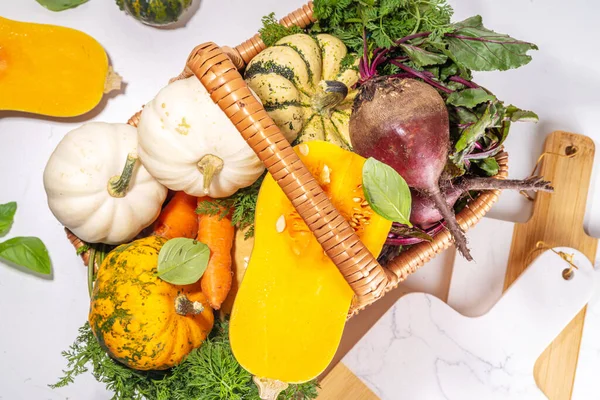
[350,77,474,259]
[410,188,462,229]
[410,176,554,229]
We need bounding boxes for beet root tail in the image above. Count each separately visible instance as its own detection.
[457,176,554,193]
[429,188,473,261]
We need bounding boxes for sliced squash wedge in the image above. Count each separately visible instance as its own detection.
[0,17,120,117]
[230,141,392,383]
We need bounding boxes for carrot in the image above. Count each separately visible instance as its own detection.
[152,191,198,239]
[197,197,234,310]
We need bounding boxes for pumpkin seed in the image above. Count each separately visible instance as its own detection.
[321,164,331,184]
[276,215,286,233]
[298,144,310,156]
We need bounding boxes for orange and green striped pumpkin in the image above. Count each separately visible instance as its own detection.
[89,235,214,370]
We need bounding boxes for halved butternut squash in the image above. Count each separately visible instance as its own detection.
[0,17,120,117]
[230,141,392,384]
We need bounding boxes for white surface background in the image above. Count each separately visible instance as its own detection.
[0,0,599,399]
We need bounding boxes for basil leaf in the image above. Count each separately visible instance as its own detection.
[505,105,539,123]
[474,157,500,176]
[399,44,447,67]
[445,15,538,71]
[0,237,51,275]
[157,238,210,285]
[447,88,496,108]
[36,0,88,11]
[0,202,17,236]
[362,158,412,226]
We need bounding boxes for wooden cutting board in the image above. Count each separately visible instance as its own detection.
[317,131,598,400]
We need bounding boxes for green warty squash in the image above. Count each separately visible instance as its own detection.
[116,0,192,26]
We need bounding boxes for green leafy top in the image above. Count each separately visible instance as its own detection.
[259,12,305,47]
[257,1,537,178]
[311,0,453,52]
[197,173,265,239]
[52,319,319,400]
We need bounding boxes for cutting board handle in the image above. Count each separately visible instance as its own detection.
[531,131,595,230]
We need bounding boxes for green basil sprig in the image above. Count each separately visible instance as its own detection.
[362,158,412,226]
[0,202,51,275]
[35,0,89,12]
[157,238,210,285]
[0,202,17,236]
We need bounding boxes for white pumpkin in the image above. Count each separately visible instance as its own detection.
[43,122,168,245]
[137,77,265,198]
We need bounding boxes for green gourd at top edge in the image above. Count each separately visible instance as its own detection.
[116,0,193,26]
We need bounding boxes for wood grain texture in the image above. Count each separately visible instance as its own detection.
[318,363,378,400]
[504,131,597,400]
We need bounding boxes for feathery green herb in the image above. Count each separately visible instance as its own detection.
[197,173,265,239]
[52,319,318,400]
[259,12,304,46]
[311,0,453,52]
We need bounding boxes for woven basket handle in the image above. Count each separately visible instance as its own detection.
[184,42,391,303]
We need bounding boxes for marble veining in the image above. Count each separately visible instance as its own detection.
[343,248,594,400]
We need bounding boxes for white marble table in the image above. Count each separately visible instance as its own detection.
[1,0,600,399]
[344,219,600,399]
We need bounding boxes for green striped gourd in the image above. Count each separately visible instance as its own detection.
[116,0,192,26]
[245,33,359,150]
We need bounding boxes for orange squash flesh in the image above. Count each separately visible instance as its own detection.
[0,17,114,117]
[230,141,392,383]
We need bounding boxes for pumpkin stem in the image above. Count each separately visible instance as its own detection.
[253,376,289,400]
[175,294,205,316]
[197,154,224,195]
[107,152,139,198]
[104,66,123,94]
[312,80,348,115]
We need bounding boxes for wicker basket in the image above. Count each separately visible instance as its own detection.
[69,1,508,315]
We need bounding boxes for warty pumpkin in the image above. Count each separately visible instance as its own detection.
[0,17,120,117]
[89,235,214,370]
[245,33,359,149]
[229,141,392,384]
[116,0,192,26]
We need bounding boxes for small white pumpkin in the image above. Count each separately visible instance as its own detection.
[43,122,168,245]
[137,77,265,198]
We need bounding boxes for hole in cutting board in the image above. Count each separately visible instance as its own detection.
[565,145,578,156]
[562,268,575,280]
